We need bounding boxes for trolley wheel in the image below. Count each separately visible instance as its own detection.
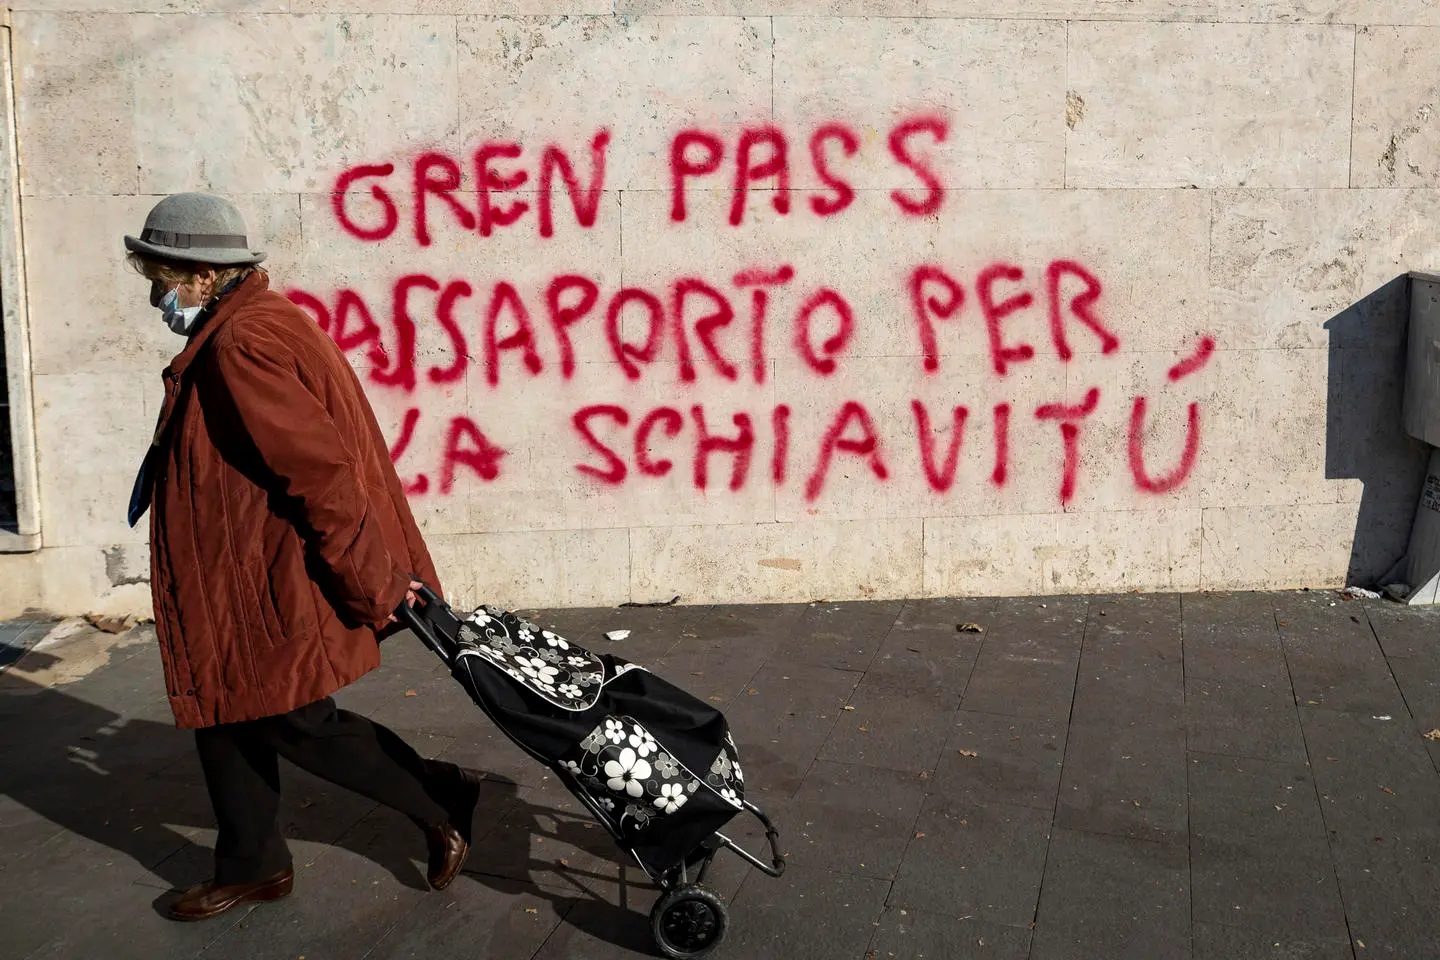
[650,884,728,959]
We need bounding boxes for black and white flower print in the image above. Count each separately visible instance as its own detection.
[519,656,559,688]
[655,783,688,813]
[452,607,613,710]
[703,733,745,808]
[605,748,652,797]
[629,727,658,757]
[562,716,713,832]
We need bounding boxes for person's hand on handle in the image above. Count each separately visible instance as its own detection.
[387,580,426,624]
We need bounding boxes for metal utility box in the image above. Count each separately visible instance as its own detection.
[1387,273,1440,603]
[1403,273,1440,446]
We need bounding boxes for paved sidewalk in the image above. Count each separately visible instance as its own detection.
[4,592,1440,959]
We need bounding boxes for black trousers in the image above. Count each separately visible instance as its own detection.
[194,697,450,884]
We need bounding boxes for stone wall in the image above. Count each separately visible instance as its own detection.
[2,1,1437,617]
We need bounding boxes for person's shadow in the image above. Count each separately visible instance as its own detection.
[0,642,662,955]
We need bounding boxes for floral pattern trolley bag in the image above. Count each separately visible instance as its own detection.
[399,588,785,959]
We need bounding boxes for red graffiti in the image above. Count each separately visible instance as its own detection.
[1129,398,1201,494]
[636,407,684,478]
[1047,261,1119,360]
[793,289,854,376]
[332,164,398,241]
[539,131,610,239]
[887,116,948,217]
[1168,336,1216,382]
[547,275,600,380]
[734,265,795,384]
[485,282,545,386]
[692,406,755,491]
[913,400,969,493]
[681,279,739,382]
[290,217,1217,507]
[809,125,858,217]
[440,417,507,492]
[806,401,889,502]
[671,130,725,224]
[430,281,470,385]
[414,152,475,247]
[607,288,665,381]
[731,126,791,226]
[669,117,949,226]
[978,263,1036,376]
[1035,388,1100,505]
[772,404,791,485]
[909,265,965,374]
[909,259,1121,375]
[573,405,630,485]
[991,402,1010,487]
[330,132,610,243]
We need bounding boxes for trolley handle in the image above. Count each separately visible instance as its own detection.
[394,579,453,667]
[713,801,786,878]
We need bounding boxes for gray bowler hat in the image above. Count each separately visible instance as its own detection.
[124,192,266,266]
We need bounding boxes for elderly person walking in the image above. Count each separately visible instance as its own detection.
[124,193,475,920]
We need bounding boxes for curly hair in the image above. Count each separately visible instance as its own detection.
[126,251,254,294]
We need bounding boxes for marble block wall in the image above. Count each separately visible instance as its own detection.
[2,1,1437,616]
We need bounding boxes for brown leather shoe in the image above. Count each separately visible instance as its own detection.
[425,823,469,891]
[168,866,294,921]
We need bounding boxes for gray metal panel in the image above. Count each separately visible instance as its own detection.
[1404,275,1440,447]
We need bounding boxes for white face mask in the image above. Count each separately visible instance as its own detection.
[158,286,204,336]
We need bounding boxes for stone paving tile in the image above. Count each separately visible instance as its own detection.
[721,864,890,960]
[957,598,1086,723]
[779,759,926,880]
[369,882,566,960]
[461,774,629,897]
[960,648,1080,724]
[1359,602,1440,661]
[721,661,862,799]
[647,642,771,708]
[1324,830,1440,956]
[1055,709,1189,845]
[817,669,958,775]
[14,857,242,960]
[1277,594,1408,715]
[1071,595,1185,721]
[866,597,987,701]
[931,710,1066,811]
[889,794,1052,926]
[1190,922,1353,960]
[1300,706,1440,839]
[866,905,1032,960]
[770,599,905,672]
[1181,593,1296,709]
[1187,753,1345,939]
[188,844,434,960]
[1030,827,1189,960]
[1185,674,1308,763]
